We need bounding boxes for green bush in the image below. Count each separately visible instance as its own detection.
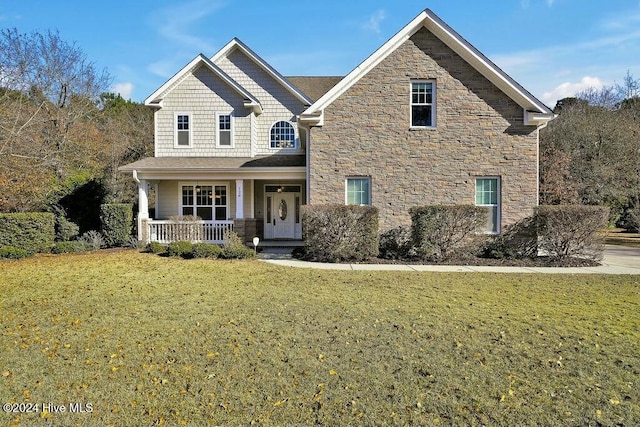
[0,245,29,260]
[301,204,379,262]
[146,241,166,254]
[100,203,133,247]
[167,241,194,258]
[379,226,413,259]
[192,242,223,259]
[55,215,80,242]
[221,231,255,259]
[409,205,487,261]
[535,205,609,261]
[482,216,538,260]
[0,212,55,255]
[52,241,90,254]
[79,230,105,251]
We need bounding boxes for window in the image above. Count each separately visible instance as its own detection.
[181,184,228,221]
[475,177,500,234]
[346,177,371,205]
[217,114,232,147]
[411,81,435,127]
[175,113,191,147]
[270,121,296,149]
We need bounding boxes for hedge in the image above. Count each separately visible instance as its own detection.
[535,205,609,260]
[100,203,133,247]
[301,204,379,262]
[409,205,487,261]
[0,212,55,255]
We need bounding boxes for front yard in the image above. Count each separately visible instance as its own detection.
[1,251,639,426]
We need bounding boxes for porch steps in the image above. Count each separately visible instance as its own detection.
[257,240,304,248]
[255,241,302,260]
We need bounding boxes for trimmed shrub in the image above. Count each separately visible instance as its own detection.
[221,231,255,259]
[52,241,90,254]
[482,216,538,260]
[192,242,223,259]
[146,241,166,254]
[100,203,133,247]
[167,241,194,258]
[409,205,487,261]
[379,226,412,259]
[55,215,80,242]
[536,205,609,261]
[0,245,29,260]
[79,230,106,251]
[0,212,55,255]
[301,204,379,262]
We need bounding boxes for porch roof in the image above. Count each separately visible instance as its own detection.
[119,156,306,180]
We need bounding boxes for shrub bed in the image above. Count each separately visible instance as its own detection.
[535,205,609,261]
[221,231,255,259]
[146,241,166,254]
[52,241,90,254]
[0,245,29,260]
[409,205,487,261]
[481,216,538,260]
[301,204,378,262]
[192,242,223,259]
[0,212,55,255]
[167,241,194,258]
[100,203,133,247]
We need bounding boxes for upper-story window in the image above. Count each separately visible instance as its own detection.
[270,121,296,149]
[175,113,191,147]
[217,113,233,147]
[411,81,436,128]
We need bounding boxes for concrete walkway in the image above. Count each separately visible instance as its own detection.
[259,245,640,274]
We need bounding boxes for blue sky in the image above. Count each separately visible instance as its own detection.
[2,0,640,107]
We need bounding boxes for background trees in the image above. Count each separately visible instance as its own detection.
[540,72,640,229]
[0,28,152,231]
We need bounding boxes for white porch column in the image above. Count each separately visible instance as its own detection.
[138,179,149,240]
[235,179,244,219]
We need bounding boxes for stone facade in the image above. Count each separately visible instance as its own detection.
[308,27,539,231]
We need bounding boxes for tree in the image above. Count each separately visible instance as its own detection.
[0,28,111,211]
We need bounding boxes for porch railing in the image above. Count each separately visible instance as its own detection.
[147,220,234,244]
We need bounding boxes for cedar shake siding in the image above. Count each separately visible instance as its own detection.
[308,27,539,231]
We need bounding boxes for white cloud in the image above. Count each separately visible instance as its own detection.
[362,10,386,34]
[112,82,134,100]
[542,76,604,105]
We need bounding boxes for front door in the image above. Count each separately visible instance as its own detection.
[271,192,295,239]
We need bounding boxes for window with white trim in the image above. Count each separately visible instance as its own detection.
[217,113,232,147]
[346,177,371,205]
[475,177,500,234]
[175,113,191,147]
[270,121,296,149]
[411,81,435,128]
[181,185,228,221]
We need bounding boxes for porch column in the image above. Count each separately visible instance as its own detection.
[138,179,149,241]
[235,180,244,219]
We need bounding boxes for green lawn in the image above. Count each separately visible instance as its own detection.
[1,251,639,426]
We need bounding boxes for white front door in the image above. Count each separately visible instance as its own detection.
[271,192,296,239]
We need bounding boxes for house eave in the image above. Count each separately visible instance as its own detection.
[524,110,556,126]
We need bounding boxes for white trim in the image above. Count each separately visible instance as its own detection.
[216,112,234,148]
[178,181,230,221]
[410,79,437,129]
[475,176,501,234]
[235,180,244,219]
[211,38,313,106]
[263,183,303,240]
[174,112,192,148]
[345,176,372,206]
[300,9,554,127]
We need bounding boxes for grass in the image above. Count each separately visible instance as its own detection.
[1,251,639,426]
[602,228,640,248]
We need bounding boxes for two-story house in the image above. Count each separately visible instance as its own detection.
[120,9,554,244]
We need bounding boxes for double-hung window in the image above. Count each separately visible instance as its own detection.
[181,185,228,221]
[217,114,232,147]
[411,81,435,128]
[346,177,371,205]
[175,113,191,147]
[475,177,500,234]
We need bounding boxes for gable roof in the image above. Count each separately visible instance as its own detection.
[211,38,313,106]
[285,76,343,103]
[300,8,554,127]
[144,54,262,114]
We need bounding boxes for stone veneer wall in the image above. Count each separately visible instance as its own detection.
[308,27,540,232]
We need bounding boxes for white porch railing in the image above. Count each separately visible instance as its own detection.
[147,220,234,244]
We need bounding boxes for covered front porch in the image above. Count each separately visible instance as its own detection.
[120,155,307,245]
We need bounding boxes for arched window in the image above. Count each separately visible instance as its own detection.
[270,121,296,149]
